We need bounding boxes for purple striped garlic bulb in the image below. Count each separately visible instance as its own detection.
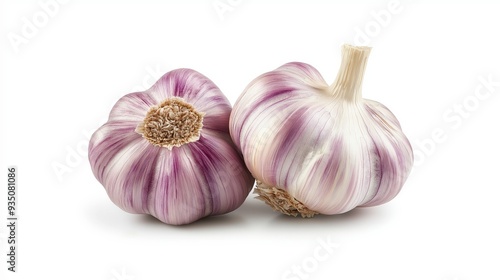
[89,69,254,225]
[229,45,413,217]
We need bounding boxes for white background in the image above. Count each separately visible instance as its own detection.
[1,0,499,279]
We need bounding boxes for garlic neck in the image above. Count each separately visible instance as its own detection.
[330,45,371,101]
[136,97,204,150]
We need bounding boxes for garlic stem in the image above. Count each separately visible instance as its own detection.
[330,44,371,101]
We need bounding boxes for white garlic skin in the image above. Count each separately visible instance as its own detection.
[229,45,413,216]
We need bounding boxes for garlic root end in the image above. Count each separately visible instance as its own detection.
[254,181,318,218]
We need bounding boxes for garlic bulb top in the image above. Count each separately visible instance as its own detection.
[229,45,413,217]
[89,69,254,225]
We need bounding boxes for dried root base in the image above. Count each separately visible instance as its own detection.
[136,97,204,149]
[254,181,318,218]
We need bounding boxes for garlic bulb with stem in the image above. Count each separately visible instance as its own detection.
[229,44,413,217]
[89,69,254,225]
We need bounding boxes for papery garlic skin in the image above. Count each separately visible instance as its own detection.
[229,45,413,217]
[89,69,254,225]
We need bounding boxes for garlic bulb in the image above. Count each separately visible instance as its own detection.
[229,45,413,217]
[89,69,254,225]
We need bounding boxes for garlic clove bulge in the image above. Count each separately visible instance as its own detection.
[229,45,414,217]
[89,69,254,225]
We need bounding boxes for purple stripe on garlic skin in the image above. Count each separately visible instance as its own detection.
[229,45,413,217]
[89,69,254,225]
